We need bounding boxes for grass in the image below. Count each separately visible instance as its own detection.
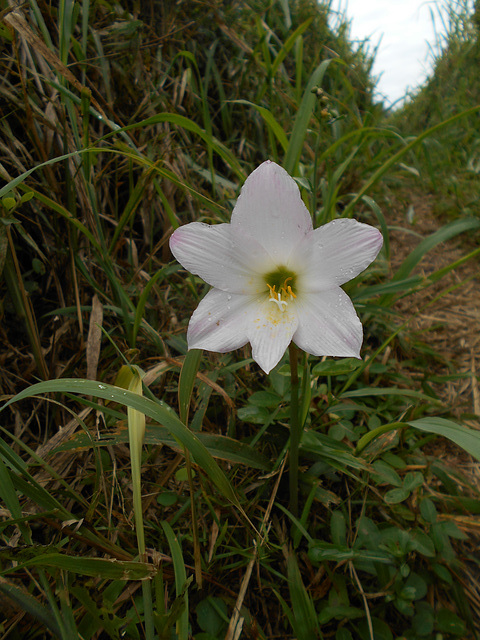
[392,0,480,218]
[0,0,479,638]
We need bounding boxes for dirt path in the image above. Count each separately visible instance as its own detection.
[385,187,480,421]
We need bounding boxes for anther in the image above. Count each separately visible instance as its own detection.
[267,282,291,313]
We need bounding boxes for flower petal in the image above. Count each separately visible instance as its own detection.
[187,289,253,353]
[246,298,299,374]
[293,289,363,358]
[296,219,383,290]
[169,222,270,293]
[231,161,313,264]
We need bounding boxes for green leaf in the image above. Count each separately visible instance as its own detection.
[312,358,362,377]
[57,423,270,471]
[342,387,442,404]
[318,604,363,624]
[248,390,282,408]
[330,511,347,546]
[233,101,289,151]
[157,491,178,507]
[403,471,424,492]
[161,521,190,640]
[0,456,31,542]
[302,431,369,472]
[391,217,480,284]
[2,196,16,211]
[413,601,434,636]
[342,103,480,219]
[408,417,480,462]
[358,617,393,640]
[0,579,62,637]
[237,404,271,424]
[283,58,337,174]
[372,460,403,487]
[419,498,437,524]
[178,348,203,424]
[441,520,467,540]
[399,572,428,601]
[286,551,320,640]
[195,597,228,636]
[436,609,466,636]
[432,563,452,584]
[309,541,393,565]
[408,530,436,558]
[0,379,241,506]
[6,554,156,580]
[384,488,410,504]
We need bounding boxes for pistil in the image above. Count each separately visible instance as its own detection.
[267,277,297,313]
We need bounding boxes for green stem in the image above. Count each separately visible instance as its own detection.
[288,343,300,516]
[127,368,155,640]
[131,448,155,639]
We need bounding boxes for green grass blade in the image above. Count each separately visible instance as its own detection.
[357,418,480,462]
[342,103,480,218]
[233,100,289,152]
[5,554,155,580]
[0,379,240,507]
[54,424,272,470]
[132,266,175,346]
[0,456,31,542]
[283,58,338,175]
[178,349,203,425]
[358,194,390,260]
[286,550,322,640]
[0,580,62,638]
[407,418,480,462]
[391,217,480,283]
[161,520,189,640]
[270,18,314,78]
[99,113,245,180]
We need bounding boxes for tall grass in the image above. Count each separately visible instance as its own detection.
[0,1,479,638]
[393,0,480,217]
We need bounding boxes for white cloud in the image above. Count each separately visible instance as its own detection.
[328,0,446,105]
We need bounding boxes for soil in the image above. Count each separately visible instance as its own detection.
[384,185,480,422]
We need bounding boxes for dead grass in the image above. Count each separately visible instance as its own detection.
[385,184,480,420]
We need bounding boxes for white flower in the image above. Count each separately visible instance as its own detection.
[169,160,383,374]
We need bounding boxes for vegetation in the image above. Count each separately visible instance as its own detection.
[0,0,479,638]
[393,0,480,217]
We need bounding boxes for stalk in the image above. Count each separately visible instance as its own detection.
[127,369,155,639]
[288,343,300,516]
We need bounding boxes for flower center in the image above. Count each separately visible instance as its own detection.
[265,267,297,313]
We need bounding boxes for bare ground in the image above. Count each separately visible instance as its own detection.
[385,186,480,422]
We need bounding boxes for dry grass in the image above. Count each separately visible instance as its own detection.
[386,185,480,419]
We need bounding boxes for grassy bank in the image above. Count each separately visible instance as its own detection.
[0,1,479,638]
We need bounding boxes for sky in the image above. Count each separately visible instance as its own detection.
[328,0,448,106]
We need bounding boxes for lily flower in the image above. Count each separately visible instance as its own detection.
[169,161,383,374]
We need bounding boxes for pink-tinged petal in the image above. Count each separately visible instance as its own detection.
[246,298,299,374]
[293,289,363,358]
[187,289,252,352]
[295,219,383,291]
[231,161,313,263]
[170,222,270,294]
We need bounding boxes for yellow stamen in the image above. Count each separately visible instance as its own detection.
[267,279,296,312]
